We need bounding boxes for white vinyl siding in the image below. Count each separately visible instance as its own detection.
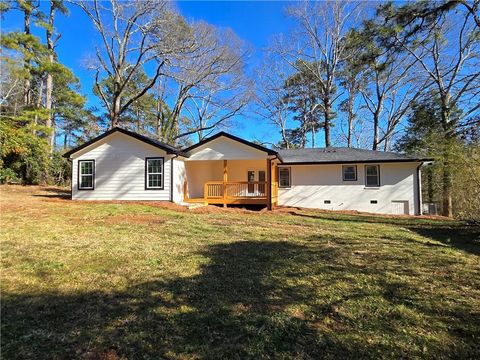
[71,132,172,200]
[278,162,420,215]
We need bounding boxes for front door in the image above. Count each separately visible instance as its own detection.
[247,170,255,194]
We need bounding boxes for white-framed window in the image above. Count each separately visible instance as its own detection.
[342,165,357,181]
[365,164,380,187]
[145,157,164,190]
[278,167,291,188]
[78,160,94,190]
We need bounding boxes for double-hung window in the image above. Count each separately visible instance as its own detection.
[145,157,164,190]
[342,165,357,181]
[365,165,380,187]
[278,167,291,188]
[78,160,94,190]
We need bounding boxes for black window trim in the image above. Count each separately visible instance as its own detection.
[342,164,357,181]
[365,164,381,188]
[278,166,291,188]
[78,159,95,191]
[145,157,164,190]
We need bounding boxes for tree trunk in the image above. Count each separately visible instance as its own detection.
[281,127,289,149]
[45,0,56,153]
[311,125,315,148]
[442,159,453,217]
[33,79,44,134]
[23,2,32,107]
[372,110,380,150]
[347,96,354,148]
[111,92,121,128]
[324,101,331,147]
[440,94,454,217]
[427,167,434,203]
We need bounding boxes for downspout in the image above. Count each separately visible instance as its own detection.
[416,162,424,216]
[170,154,179,202]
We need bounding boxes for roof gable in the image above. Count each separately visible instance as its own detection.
[183,132,277,159]
[63,127,184,158]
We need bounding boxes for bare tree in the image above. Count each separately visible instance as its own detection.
[254,54,292,148]
[392,7,480,216]
[360,51,426,151]
[279,0,365,147]
[76,0,190,128]
[45,0,68,152]
[163,22,251,142]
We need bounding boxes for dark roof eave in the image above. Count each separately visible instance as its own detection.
[279,158,434,165]
[63,127,185,158]
[182,131,277,156]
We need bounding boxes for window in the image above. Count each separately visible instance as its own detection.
[342,165,357,181]
[370,200,378,204]
[78,160,94,190]
[145,157,164,190]
[365,165,380,187]
[258,170,266,194]
[324,200,331,204]
[278,167,291,188]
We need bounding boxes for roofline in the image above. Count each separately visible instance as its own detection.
[63,127,185,158]
[279,158,434,165]
[182,131,277,156]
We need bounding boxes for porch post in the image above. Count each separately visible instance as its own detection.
[223,160,228,208]
[267,158,272,210]
[183,180,188,202]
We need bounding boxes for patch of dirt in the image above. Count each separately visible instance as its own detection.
[0,185,452,221]
[273,205,452,221]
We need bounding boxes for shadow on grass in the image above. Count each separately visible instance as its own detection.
[289,211,480,256]
[32,187,71,200]
[3,240,478,359]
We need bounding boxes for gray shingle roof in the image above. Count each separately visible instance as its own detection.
[277,147,432,164]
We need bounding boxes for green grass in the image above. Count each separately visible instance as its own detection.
[1,185,479,359]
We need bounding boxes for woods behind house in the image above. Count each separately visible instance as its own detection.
[1,0,479,219]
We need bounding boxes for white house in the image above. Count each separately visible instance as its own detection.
[64,127,432,215]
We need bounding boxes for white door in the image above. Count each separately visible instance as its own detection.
[391,201,409,215]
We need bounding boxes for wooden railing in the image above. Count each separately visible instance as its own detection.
[205,181,268,200]
[204,181,223,198]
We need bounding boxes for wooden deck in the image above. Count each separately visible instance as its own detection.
[184,181,269,206]
[183,159,278,209]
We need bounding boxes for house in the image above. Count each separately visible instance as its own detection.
[63,127,432,215]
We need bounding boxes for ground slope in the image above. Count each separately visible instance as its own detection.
[1,186,479,359]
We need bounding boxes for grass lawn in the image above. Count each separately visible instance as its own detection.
[1,185,479,359]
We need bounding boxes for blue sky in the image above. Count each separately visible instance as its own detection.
[3,1,297,145]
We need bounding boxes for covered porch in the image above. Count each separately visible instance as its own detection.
[183,159,277,208]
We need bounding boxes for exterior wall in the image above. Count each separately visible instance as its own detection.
[71,132,172,200]
[186,137,268,160]
[277,162,420,215]
[172,158,186,203]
